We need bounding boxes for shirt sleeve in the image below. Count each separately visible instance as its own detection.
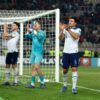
[63,29,66,34]
[63,28,69,36]
[36,31,46,41]
[25,32,33,39]
[75,28,81,36]
[12,32,19,43]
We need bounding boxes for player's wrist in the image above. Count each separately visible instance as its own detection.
[66,26,71,31]
[33,30,37,35]
[60,30,64,34]
[26,29,33,34]
[29,29,33,32]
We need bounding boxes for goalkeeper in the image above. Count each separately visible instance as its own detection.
[25,21,46,89]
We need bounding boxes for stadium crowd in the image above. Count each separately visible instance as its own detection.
[0,0,100,57]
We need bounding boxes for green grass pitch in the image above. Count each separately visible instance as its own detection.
[0,66,100,100]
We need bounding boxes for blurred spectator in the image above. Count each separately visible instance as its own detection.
[0,0,100,45]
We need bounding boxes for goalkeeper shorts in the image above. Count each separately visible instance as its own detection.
[30,53,43,64]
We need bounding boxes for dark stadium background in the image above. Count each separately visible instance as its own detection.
[0,0,100,56]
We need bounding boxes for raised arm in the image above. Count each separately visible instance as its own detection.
[67,28,81,40]
[59,23,66,41]
[36,31,46,41]
[3,24,10,40]
[25,24,33,39]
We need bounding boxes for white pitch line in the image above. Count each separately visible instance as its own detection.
[76,85,100,92]
[58,82,100,93]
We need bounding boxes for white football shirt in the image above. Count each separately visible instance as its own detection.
[7,31,19,53]
[63,27,81,53]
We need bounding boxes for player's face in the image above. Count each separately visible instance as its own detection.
[33,23,40,30]
[68,18,77,27]
[12,23,18,31]
[32,24,36,30]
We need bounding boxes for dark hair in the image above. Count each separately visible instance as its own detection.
[69,16,78,23]
[36,21,42,26]
[60,18,68,24]
[13,22,20,28]
[32,20,41,26]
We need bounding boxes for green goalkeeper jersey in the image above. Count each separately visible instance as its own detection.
[25,30,46,55]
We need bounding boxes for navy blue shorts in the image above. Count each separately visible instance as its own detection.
[62,53,79,69]
[6,52,19,64]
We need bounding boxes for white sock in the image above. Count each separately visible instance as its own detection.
[5,68,11,82]
[63,73,68,87]
[31,82,35,86]
[72,72,78,89]
[13,67,19,83]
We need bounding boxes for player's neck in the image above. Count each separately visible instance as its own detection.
[13,29,18,32]
[36,28,41,32]
[71,26,76,29]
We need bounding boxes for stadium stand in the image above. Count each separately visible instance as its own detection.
[0,0,100,57]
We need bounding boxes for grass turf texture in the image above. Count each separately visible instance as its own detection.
[0,66,100,100]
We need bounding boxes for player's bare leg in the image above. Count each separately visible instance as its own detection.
[35,64,45,89]
[31,65,37,87]
[26,64,36,88]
